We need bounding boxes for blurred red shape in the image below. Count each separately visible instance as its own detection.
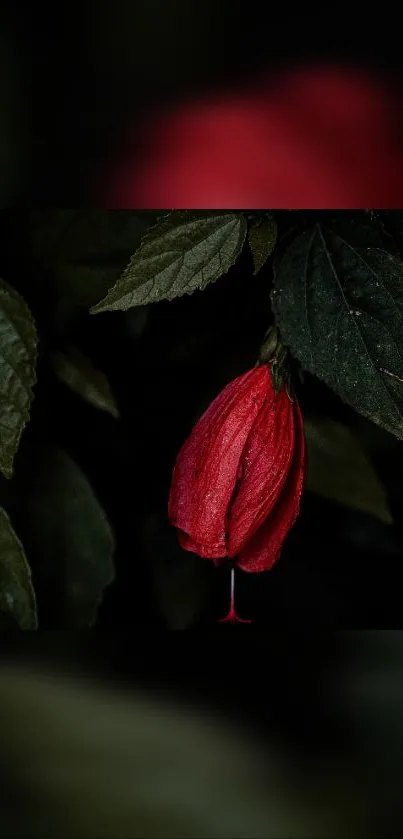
[99,66,403,208]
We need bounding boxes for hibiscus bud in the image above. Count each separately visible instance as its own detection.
[168,363,306,621]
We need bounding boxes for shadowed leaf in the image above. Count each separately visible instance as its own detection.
[154,557,214,630]
[10,445,115,629]
[272,221,403,439]
[0,506,38,629]
[248,216,277,274]
[143,514,214,629]
[305,416,393,524]
[0,279,37,478]
[51,347,119,419]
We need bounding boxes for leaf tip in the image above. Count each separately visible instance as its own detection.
[89,302,104,315]
[379,507,394,526]
[0,463,13,480]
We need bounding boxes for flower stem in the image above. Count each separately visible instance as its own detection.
[217,566,252,623]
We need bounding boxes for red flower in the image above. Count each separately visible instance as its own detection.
[168,363,306,618]
[101,66,403,209]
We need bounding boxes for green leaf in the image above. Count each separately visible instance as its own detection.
[23,210,159,308]
[10,445,115,629]
[51,347,119,419]
[153,557,214,630]
[248,216,277,274]
[0,506,38,629]
[304,417,393,524]
[142,513,215,629]
[0,279,38,478]
[272,222,403,439]
[90,211,247,313]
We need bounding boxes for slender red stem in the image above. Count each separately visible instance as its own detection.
[218,566,252,623]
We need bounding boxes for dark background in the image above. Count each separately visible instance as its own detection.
[2,3,403,204]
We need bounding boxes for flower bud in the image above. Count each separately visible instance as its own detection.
[169,363,306,578]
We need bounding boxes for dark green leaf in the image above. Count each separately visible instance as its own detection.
[11,445,115,629]
[90,211,247,313]
[142,514,214,629]
[153,556,214,630]
[51,347,119,419]
[0,506,38,630]
[272,222,403,439]
[0,279,37,478]
[158,557,213,630]
[248,216,277,274]
[304,416,393,524]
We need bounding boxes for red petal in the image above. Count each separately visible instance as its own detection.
[228,385,295,556]
[100,68,403,209]
[236,399,306,572]
[168,366,270,558]
[178,529,224,562]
